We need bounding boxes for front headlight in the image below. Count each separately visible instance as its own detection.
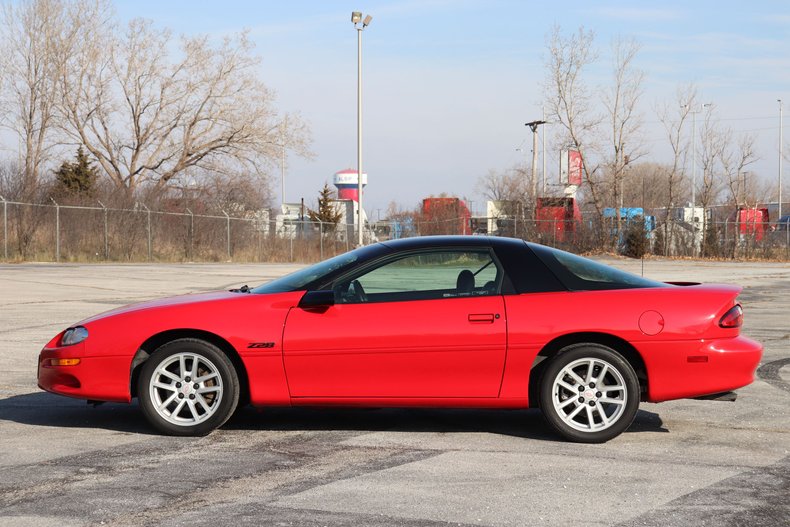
[61,326,89,346]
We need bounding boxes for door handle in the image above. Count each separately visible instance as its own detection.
[468,313,497,323]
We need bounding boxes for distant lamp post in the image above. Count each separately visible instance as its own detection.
[683,102,711,209]
[352,11,372,246]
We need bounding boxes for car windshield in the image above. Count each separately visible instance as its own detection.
[252,251,361,294]
[531,244,668,290]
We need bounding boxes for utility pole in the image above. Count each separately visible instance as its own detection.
[525,120,546,207]
[542,107,547,195]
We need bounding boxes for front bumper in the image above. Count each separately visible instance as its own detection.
[38,343,132,403]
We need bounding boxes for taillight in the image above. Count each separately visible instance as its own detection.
[719,305,743,328]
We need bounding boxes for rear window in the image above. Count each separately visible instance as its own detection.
[530,244,668,291]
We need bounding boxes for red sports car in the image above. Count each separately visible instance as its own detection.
[38,236,762,442]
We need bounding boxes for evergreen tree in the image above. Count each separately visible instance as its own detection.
[621,217,647,258]
[702,220,720,258]
[54,147,99,198]
[308,183,343,234]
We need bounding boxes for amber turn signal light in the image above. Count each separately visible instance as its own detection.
[48,358,81,367]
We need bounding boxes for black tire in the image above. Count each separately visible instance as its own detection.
[138,338,239,436]
[539,343,639,443]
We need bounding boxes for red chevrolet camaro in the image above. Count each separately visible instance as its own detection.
[38,236,762,442]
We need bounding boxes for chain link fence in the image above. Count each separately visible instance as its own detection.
[0,199,788,262]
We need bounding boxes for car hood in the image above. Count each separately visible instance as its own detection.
[77,291,247,325]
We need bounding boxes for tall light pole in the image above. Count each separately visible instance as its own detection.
[280,115,287,205]
[684,102,710,209]
[691,106,699,208]
[779,99,784,220]
[352,11,372,246]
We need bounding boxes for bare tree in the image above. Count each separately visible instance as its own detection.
[476,166,531,235]
[58,16,310,195]
[721,133,759,208]
[655,84,695,254]
[602,36,645,229]
[543,26,606,230]
[698,105,727,212]
[0,0,66,199]
[476,167,529,204]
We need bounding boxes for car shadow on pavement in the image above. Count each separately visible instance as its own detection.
[226,406,668,441]
[0,392,668,440]
[0,391,155,435]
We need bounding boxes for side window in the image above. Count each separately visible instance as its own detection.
[334,250,502,304]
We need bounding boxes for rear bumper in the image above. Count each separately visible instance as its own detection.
[640,336,763,402]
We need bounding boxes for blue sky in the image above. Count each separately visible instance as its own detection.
[109,2,790,212]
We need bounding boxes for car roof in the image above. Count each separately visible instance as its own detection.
[379,235,527,251]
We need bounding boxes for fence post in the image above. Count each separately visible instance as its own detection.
[50,198,60,262]
[318,220,324,259]
[98,200,109,260]
[139,203,152,261]
[0,195,6,260]
[223,210,231,259]
[186,208,194,260]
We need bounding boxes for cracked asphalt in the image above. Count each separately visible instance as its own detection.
[1,258,788,526]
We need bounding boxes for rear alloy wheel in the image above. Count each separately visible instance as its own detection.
[138,338,239,436]
[540,344,639,443]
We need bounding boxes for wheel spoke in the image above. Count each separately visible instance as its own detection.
[196,394,212,413]
[558,396,578,409]
[190,356,199,379]
[153,381,177,392]
[157,369,181,383]
[186,399,199,420]
[566,369,586,385]
[599,397,625,406]
[158,392,177,410]
[557,379,577,393]
[197,385,220,394]
[567,404,585,420]
[600,384,624,393]
[595,402,610,425]
[171,398,186,417]
[585,405,595,428]
[584,359,595,383]
[194,372,218,384]
[595,364,609,385]
[178,354,187,377]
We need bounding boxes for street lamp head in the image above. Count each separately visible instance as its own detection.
[363,14,372,27]
[351,11,362,24]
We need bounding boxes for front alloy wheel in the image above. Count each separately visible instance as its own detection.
[138,338,239,436]
[540,344,639,443]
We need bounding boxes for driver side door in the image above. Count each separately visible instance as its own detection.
[282,249,507,398]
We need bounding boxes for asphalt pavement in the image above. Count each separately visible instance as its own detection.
[0,257,788,526]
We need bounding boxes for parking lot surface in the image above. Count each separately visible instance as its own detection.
[1,257,788,526]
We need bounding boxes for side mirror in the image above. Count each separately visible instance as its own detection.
[298,290,335,308]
